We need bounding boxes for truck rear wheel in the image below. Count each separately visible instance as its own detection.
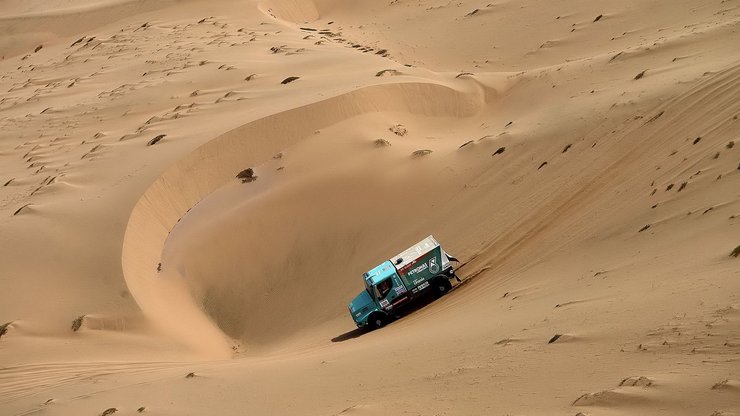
[433,277,452,298]
[367,313,387,330]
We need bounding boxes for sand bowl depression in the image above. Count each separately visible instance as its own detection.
[121,80,488,355]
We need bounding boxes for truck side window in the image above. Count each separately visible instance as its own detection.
[374,278,392,300]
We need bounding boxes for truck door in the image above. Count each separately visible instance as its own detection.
[373,273,408,312]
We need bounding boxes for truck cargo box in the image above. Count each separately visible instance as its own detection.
[390,235,447,290]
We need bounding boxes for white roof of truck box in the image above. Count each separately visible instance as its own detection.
[391,235,439,271]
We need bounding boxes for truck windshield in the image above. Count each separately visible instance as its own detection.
[374,278,392,300]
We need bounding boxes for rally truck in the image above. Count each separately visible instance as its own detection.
[348,235,459,330]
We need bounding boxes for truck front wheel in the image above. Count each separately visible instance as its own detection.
[367,313,387,330]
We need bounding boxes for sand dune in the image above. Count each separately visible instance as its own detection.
[1,0,739,415]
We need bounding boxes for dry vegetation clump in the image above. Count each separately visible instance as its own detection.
[236,168,257,183]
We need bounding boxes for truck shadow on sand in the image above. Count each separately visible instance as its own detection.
[331,328,366,342]
[331,282,471,343]
[330,295,434,342]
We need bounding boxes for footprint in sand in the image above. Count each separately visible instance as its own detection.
[375,69,401,77]
[573,390,626,406]
[412,149,432,158]
[389,124,407,136]
[0,321,11,338]
[619,376,654,387]
[71,315,85,332]
[711,379,732,390]
[13,204,32,216]
[281,76,300,84]
[147,135,166,146]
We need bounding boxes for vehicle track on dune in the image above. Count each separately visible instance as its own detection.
[0,361,191,404]
[416,61,740,321]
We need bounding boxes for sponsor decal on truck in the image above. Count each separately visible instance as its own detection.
[428,257,440,274]
[407,262,428,277]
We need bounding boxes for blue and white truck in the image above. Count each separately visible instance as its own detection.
[348,236,459,329]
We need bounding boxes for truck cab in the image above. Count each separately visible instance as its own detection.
[348,236,458,329]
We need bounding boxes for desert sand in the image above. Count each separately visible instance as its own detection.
[1,0,739,415]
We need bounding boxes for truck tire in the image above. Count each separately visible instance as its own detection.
[367,313,387,330]
[432,277,452,298]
